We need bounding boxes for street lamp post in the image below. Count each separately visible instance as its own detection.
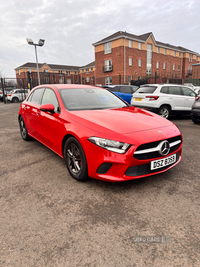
[26,38,45,85]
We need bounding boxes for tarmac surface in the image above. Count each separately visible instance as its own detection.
[0,102,200,267]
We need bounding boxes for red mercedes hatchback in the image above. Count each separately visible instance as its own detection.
[18,84,182,182]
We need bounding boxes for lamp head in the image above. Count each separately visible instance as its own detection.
[38,39,45,46]
[26,38,34,45]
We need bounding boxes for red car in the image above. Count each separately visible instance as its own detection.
[18,84,182,182]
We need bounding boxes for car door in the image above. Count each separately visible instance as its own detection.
[22,88,45,139]
[118,86,132,103]
[168,86,185,111]
[38,88,61,153]
[181,87,196,111]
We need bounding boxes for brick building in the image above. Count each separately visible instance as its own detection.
[92,31,200,85]
[14,61,95,88]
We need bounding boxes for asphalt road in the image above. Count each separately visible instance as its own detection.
[0,102,200,267]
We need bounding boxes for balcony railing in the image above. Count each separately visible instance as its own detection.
[103,65,113,72]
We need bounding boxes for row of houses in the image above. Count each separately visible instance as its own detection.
[15,31,200,87]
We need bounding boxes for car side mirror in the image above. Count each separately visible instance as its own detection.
[40,103,55,114]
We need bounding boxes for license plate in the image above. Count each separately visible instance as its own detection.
[134,98,142,101]
[150,154,176,170]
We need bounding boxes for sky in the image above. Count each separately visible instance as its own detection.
[0,0,200,78]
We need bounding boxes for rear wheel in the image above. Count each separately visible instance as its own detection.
[12,97,19,103]
[19,116,31,141]
[64,137,88,181]
[191,115,200,124]
[158,105,170,119]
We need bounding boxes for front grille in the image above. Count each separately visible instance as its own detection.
[134,135,182,160]
[125,153,179,176]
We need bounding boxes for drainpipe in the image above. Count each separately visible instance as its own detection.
[124,32,126,84]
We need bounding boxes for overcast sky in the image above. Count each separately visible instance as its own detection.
[0,0,200,77]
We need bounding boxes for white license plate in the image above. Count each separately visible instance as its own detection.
[150,154,176,170]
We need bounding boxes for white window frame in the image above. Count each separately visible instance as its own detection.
[18,70,21,75]
[138,42,142,50]
[128,75,132,82]
[174,51,176,57]
[86,68,89,74]
[157,47,159,53]
[138,59,141,67]
[163,63,166,69]
[164,49,166,55]
[129,58,132,66]
[86,77,90,83]
[179,52,182,58]
[104,42,111,54]
[105,76,112,85]
[67,71,70,76]
[173,64,175,71]
[178,65,181,71]
[129,40,132,48]
[156,62,159,69]
[67,79,71,84]
[104,59,112,71]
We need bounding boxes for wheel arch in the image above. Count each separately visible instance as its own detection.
[159,104,172,111]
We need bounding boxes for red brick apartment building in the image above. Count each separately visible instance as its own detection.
[93,31,200,85]
[15,31,200,87]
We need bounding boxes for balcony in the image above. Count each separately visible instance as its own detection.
[103,65,113,72]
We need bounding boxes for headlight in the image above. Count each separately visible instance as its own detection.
[88,137,131,154]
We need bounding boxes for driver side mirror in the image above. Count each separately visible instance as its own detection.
[40,103,55,114]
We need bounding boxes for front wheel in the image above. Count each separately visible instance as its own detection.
[64,137,88,181]
[158,106,170,119]
[191,115,200,124]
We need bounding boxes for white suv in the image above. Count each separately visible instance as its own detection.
[7,89,29,103]
[131,84,197,119]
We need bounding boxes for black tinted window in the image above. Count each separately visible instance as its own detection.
[168,86,182,95]
[28,88,45,104]
[137,86,157,93]
[160,86,168,94]
[110,86,120,92]
[119,86,131,93]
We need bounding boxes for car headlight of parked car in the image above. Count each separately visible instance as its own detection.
[88,137,131,154]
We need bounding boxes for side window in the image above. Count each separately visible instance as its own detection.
[111,86,120,92]
[168,86,182,95]
[41,88,59,112]
[160,86,168,94]
[182,87,196,97]
[119,86,131,93]
[28,88,45,104]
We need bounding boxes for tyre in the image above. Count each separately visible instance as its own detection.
[12,97,19,103]
[191,115,200,124]
[19,116,31,141]
[158,105,170,119]
[64,137,88,181]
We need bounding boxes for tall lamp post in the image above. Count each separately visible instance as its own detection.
[26,38,45,85]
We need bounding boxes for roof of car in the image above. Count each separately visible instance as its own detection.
[34,84,101,90]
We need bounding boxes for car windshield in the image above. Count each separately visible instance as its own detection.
[136,86,157,94]
[59,88,128,111]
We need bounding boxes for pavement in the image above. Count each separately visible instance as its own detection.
[0,101,200,267]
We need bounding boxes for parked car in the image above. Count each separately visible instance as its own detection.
[191,95,200,124]
[184,83,200,94]
[7,89,29,103]
[131,84,197,119]
[106,85,139,103]
[19,84,182,182]
[0,88,14,101]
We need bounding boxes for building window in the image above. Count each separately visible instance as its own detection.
[104,59,112,72]
[44,69,48,73]
[29,69,31,73]
[156,62,159,69]
[86,77,90,83]
[59,77,64,83]
[67,79,71,84]
[129,75,132,82]
[178,65,181,71]
[146,44,152,75]
[189,54,193,62]
[173,64,175,71]
[138,59,141,67]
[104,42,111,54]
[59,70,63,75]
[105,76,112,85]
[179,52,182,58]
[67,71,70,76]
[82,69,84,73]
[129,40,132,48]
[91,68,93,71]
[138,42,142,50]
[174,51,176,57]
[164,49,166,55]
[129,58,132,66]
[163,63,166,69]
[86,68,89,74]
[157,47,159,53]
[18,70,21,75]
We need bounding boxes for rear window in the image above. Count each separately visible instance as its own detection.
[137,86,157,93]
